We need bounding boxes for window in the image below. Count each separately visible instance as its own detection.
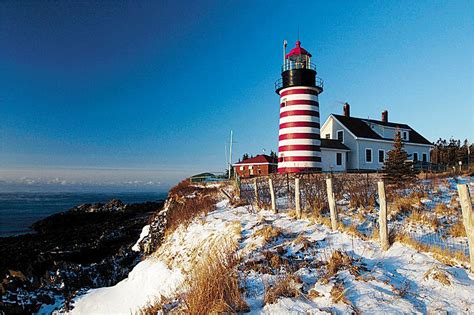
[325,134,330,139]
[336,153,342,166]
[378,150,385,163]
[402,131,408,140]
[413,152,418,161]
[337,130,344,143]
[249,165,253,169]
[422,153,427,162]
[365,149,372,163]
[239,166,243,171]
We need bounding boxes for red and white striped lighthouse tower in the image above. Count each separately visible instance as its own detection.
[275,40,324,173]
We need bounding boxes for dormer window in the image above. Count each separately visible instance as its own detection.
[402,131,409,141]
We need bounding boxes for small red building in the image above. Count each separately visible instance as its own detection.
[233,155,277,178]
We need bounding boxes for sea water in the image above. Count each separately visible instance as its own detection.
[0,192,167,237]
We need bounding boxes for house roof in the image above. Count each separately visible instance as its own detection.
[332,114,432,145]
[234,154,277,165]
[320,139,350,150]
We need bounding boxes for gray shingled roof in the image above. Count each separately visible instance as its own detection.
[320,139,350,150]
[332,114,432,145]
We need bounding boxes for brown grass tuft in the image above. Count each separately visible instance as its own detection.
[330,282,349,304]
[255,225,282,243]
[183,239,249,314]
[327,251,353,277]
[447,219,467,237]
[395,232,468,264]
[424,267,451,286]
[389,195,421,218]
[308,288,321,299]
[264,274,301,305]
[165,191,217,237]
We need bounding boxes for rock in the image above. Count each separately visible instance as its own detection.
[0,199,164,313]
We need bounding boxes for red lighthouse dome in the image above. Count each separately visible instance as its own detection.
[275,40,324,173]
[286,40,312,59]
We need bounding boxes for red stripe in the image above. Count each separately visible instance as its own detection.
[280,110,320,118]
[280,89,318,97]
[280,100,319,107]
[278,156,322,162]
[278,167,322,173]
[279,133,320,140]
[279,145,321,152]
[279,122,320,129]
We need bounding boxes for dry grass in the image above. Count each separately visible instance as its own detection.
[183,238,249,314]
[407,210,440,231]
[395,232,468,265]
[330,282,349,304]
[254,225,282,243]
[389,195,421,218]
[424,267,451,286]
[447,219,467,237]
[326,251,353,277]
[165,190,218,237]
[263,274,301,305]
[338,223,366,239]
[308,288,321,299]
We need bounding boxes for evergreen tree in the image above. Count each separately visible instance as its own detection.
[242,153,249,161]
[270,150,278,163]
[383,131,417,185]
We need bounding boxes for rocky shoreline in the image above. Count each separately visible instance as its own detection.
[0,198,165,314]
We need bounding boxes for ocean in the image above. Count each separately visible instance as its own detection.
[0,192,168,237]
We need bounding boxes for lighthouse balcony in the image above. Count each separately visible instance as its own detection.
[281,61,317,72]
[275,76,324,93]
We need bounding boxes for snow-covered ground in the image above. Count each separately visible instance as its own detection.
[69,182,474,314]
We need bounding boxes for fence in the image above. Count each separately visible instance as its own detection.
[238,173,474,272]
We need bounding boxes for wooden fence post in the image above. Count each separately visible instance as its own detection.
[377,181,390,251]
[295,177,301,219]
[457,184,474,273]
[269,177,277,213]
[254,178,259,209]
[326,177,338,231]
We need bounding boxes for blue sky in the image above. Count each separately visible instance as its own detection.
[1,1,472,191]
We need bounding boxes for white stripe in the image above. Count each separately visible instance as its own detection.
[278,161,322,168]
[279,127,320,135]
[280,116,320,124]
[278,139,321,146]
[280,94,318,102]
[279,151,322,157]
[280,105,319,113]
[280,86,319,94]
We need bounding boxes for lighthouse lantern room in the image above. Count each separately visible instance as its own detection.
[275,40,324,173]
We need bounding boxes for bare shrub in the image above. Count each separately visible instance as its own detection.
[183,239,249,314]
[264,274,301,305]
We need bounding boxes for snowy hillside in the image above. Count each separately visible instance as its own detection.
[67,179,474,314]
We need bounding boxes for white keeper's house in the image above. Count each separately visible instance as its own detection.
[320,103,433,172]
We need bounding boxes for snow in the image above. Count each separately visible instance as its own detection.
[69,179,474,313]
[70,259,183,314]
[132,224,150,252]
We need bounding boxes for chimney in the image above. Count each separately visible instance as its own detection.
[343,103,350,117]
[381,110,388,123]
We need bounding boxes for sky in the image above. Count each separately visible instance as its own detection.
[0,0,473,192]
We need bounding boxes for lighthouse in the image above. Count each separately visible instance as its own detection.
[275,40,323,173]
